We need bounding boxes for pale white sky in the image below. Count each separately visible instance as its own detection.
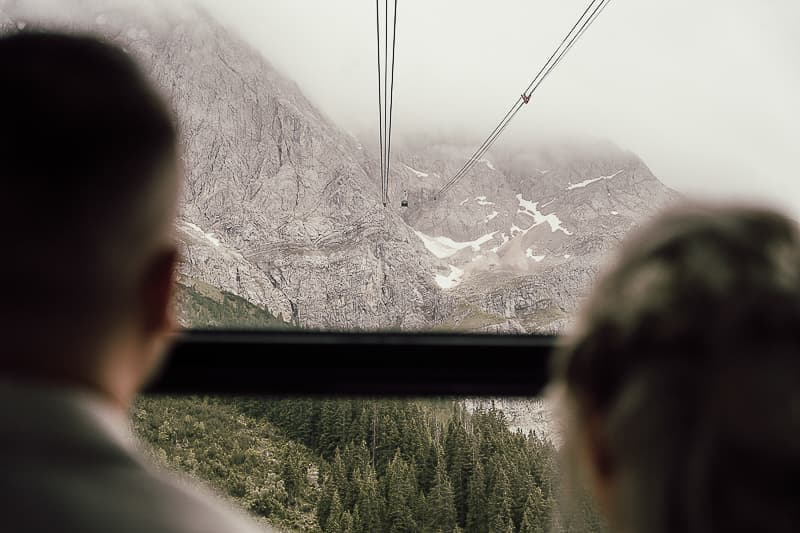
[190,0,800,215]
[12,1,800,210]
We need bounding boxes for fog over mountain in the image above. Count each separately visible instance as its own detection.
[193,0,800,217]
[2,0,680,333]
[6,1,796,333]
[6,0,800,216]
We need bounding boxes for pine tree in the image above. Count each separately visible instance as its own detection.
[280,445,306,506]
[416,492,428,532]
[487,468,513,533]
[465,459,488,533]
[325,489,344,533]
[444,406,473,525]
[420,442,440,494]
[425,453,457,533]
[509,460,535,526]
[351,440,372,476]
[519,488,547,533]
[376,412,401,474]
[290,398,317,447]
[353,464,382,533]
[340,510,354,533]
[320,401,349,459]
[384,451,418,533]
[317,479,336,531]
[330,448,352,507]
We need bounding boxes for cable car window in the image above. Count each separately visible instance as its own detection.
[4,1,797,532]
[4,1,794,335]
[133,395,590,533]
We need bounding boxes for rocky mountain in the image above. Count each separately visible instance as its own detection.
[1,1,679,333]
[394,139,678,332]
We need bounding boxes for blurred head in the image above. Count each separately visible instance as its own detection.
[0,32,180,408]
[555,204,800,533]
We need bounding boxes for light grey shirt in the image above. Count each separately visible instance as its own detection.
[0,381,277,533]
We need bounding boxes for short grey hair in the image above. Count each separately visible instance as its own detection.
[556,204,800,533]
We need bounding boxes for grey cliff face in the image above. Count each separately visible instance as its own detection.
[392,140,679,332]
[2,1,679,333]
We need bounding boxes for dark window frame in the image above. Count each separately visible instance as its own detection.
[146,330,557,397]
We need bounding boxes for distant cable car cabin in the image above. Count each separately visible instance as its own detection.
[401,191,409,208]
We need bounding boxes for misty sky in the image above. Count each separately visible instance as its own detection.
[199,1,798,214]
[194,0,800,215]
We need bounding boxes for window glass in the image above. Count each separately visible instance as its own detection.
[9,2,795,531]
[3,1,795,333]
[134,396,601,533]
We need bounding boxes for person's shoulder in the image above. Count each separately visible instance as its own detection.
[0,432,278,533]
[0,383,281,533]
[1,455,278,533]
[116,465,280,533]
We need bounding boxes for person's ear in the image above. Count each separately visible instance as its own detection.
[141,247,179,336]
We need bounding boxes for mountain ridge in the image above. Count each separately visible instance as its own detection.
[1,0,680,333]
